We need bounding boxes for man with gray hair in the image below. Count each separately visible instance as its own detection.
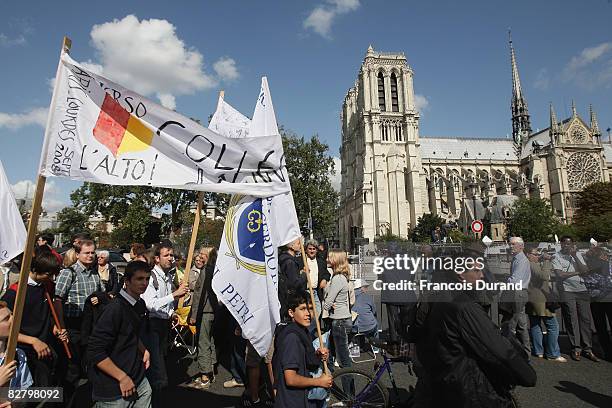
[501,236,531,357]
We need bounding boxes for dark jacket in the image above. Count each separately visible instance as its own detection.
[102,263,120,294]
[414,290,536,408]
[87,293,148,401]
[278,251,307,317]
[81,291,113,347]
[190,263,219,321]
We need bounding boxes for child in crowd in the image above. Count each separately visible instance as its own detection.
[273,291,332,408]
[0,301,33,389]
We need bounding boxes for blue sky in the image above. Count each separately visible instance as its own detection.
[1,0,611,211]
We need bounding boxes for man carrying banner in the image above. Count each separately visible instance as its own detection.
[141,241,187,404]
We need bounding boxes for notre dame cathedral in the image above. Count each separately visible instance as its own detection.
[338,42,612,248]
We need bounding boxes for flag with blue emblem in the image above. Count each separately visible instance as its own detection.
[212,78,300,356]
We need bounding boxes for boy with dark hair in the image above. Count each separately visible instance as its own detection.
[88,261,152,407]
[37,232,63,265]
[2,251,66,387]
[273,291,332,408]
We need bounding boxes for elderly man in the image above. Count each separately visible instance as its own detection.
[501,236,531,357]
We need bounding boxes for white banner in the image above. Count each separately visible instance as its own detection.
[212,78,300,356]
[0,160,27,264]
[39,53,290,197]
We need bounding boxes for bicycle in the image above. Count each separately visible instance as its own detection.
[328,337,411,407]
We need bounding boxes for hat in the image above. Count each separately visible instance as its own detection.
[353,279,369,289]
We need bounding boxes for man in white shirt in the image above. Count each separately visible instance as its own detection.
[141,241,188,403]
[553,236,597,362]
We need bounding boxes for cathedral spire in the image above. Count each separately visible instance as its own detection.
[550,103,559,132]
[549,103,562,145]
[590,104,601,136]
[509,31,532,149]
[571,100,577,118]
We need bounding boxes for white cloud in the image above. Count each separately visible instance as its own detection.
[562,42,612,89]
[88,15,220,106]
[566,42,612,72]
[329,156,342,192]
[11,179,67,212]
[156,93,176,110]
[414,94,429,112]
[0,33,26,47]
[533,68,550,90]
[213,57,240,81]
[0,107,48,130]
[304,0,361,38]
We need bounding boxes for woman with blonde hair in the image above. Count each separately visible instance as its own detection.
[323,249,353,375]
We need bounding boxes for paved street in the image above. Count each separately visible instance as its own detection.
[164,343,612,408]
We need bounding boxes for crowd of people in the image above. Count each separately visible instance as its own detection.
[501,235,612,364]
[0,230,610,408]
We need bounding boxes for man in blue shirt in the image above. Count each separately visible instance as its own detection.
[501,236,531,357]
[352,279,378,339]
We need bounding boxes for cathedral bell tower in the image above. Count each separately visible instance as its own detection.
[338,46,423,248]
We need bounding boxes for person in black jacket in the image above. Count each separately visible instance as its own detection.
[87,261,151,407]
[411,256,536,408]
[278,238,307,319]
[97,250,120,294]
[2,250,68,387]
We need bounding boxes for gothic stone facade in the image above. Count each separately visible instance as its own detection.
[338,46,612,248]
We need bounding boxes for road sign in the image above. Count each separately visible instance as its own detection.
[471,220,483,234]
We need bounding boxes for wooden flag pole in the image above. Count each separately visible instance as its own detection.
[178,191,204,309]
[3,36,71,367]
[299,238,329,375]
[44,292,72,359]
[178,90,223,309]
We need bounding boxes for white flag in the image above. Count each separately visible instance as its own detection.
[212,78,300,356]
[0,160,27,264]
[39,53,290,197]
[209,94,251,139]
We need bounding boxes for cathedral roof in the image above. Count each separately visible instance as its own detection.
[420,137,516,161]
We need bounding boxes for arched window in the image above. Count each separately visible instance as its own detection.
[377,72,386,111]
[391,73,399,112]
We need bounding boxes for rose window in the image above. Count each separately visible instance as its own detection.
[569,126,587,144]
[566,152,601,190]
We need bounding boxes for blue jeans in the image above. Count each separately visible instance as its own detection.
[529,316,561,358]
[95,377,152,408]
[331,318,353,395]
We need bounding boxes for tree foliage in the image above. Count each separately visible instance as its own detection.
[506,198,559,242]
[281,128,338,239]
[411,213,445,242]
[573,182,612,242]
[52,206,92,239]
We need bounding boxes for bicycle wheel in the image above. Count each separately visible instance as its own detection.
[329,367,390,407]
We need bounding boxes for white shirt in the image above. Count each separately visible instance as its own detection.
[119,288,138,306]
[307,257,319,289]
[141,265,174,319]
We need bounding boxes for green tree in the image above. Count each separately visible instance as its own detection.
[281,128,338,239]
[54,206,92,238]
[411,213,445,242]
[573,182,612,242]
[506,198,559,242]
